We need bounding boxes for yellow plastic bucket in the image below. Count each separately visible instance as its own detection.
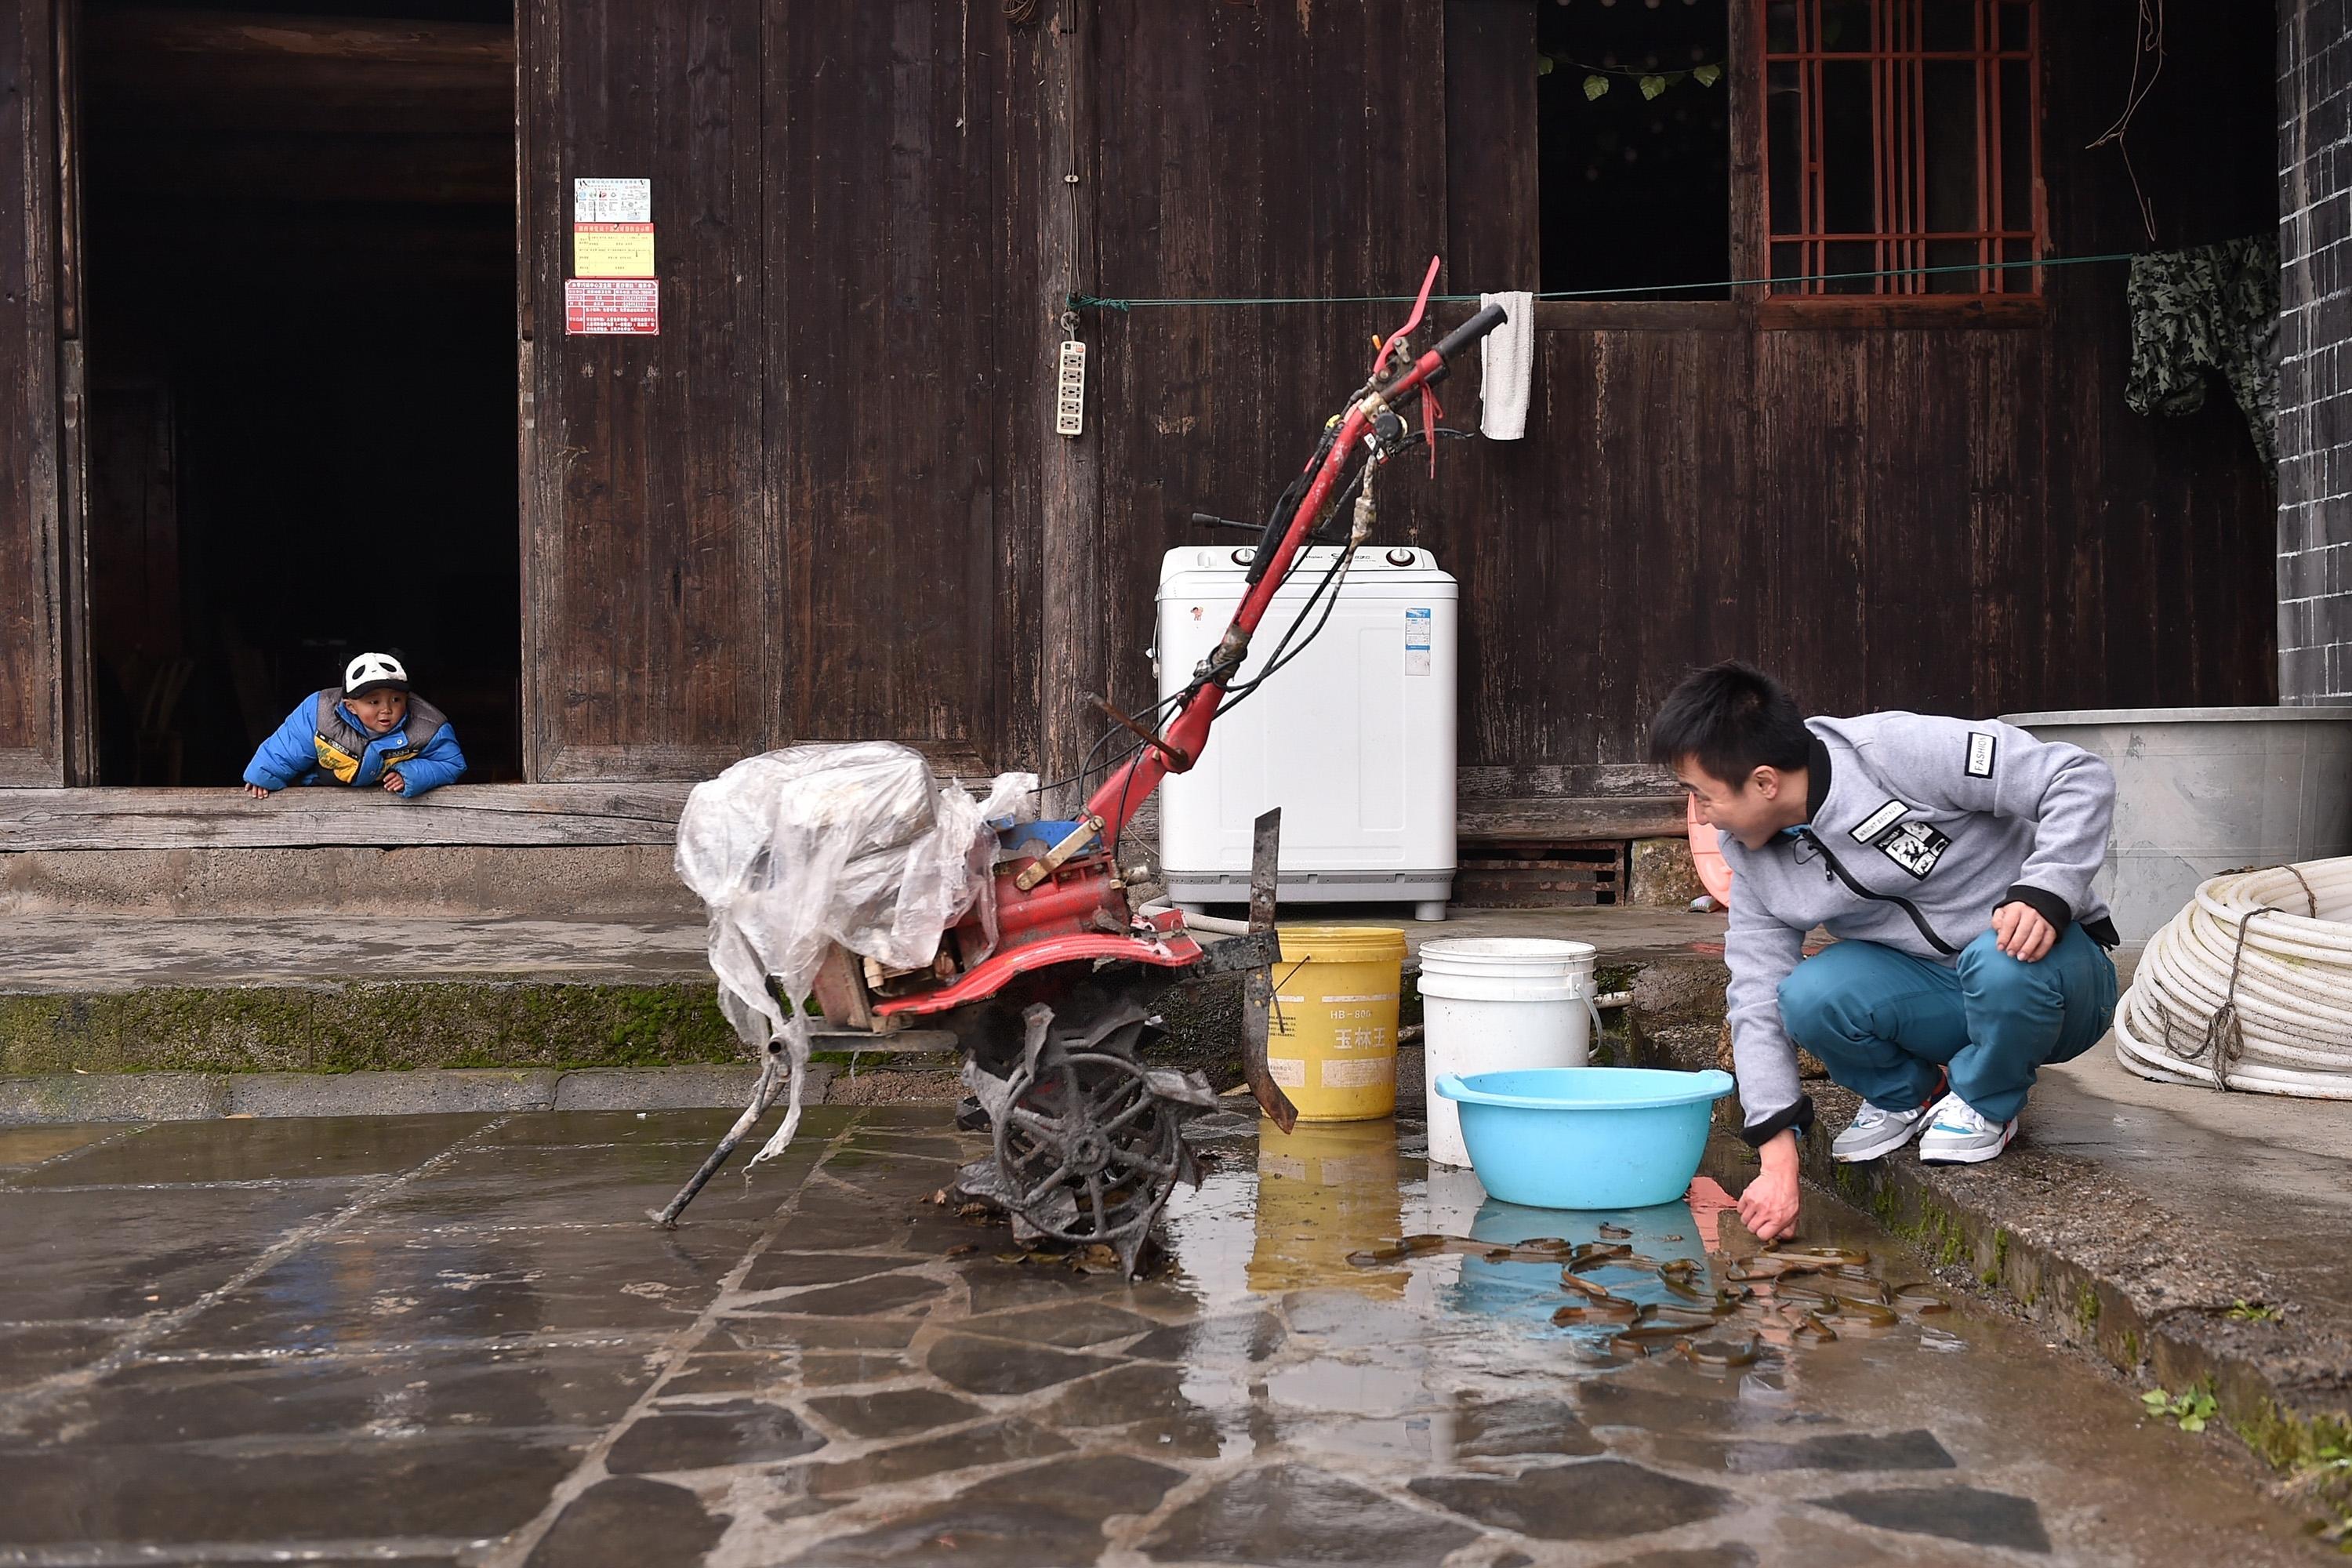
[1269,924,1408,1122]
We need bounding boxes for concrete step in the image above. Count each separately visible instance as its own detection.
[0,906,1737,1102]
[0,907,1737,1070]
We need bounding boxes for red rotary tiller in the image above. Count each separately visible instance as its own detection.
[661,268,1509,1273]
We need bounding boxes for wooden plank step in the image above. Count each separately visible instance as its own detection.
[1456,841,1625,910]
[2,784,1692,853]
[0,785,694,850]
[1457,795,1686,843]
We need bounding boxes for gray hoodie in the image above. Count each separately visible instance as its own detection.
[1717,713,2118,1142]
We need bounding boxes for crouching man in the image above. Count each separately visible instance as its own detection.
[1650,662,2121,1242]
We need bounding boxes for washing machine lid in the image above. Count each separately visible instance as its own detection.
[1156,544,1457,597]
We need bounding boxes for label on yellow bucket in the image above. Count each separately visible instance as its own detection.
[1268,1058,1307,1089]
[1321,1056,1390,1090]
[1273,924,1408,1122]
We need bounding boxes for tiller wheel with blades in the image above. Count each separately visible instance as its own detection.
[659,270,1512,1274]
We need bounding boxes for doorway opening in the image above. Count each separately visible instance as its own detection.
[80,1,520,786]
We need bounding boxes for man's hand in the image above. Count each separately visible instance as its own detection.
[242,783,271,799]
[1991,900,2056,962]
[1737,1129,1802,1242]
[382,771,408,795]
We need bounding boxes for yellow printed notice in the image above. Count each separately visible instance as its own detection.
[573,223,655,278]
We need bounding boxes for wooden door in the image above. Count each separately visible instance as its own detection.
[517,0,772,781]
[764,0,1007,769]
[0,0,89,785]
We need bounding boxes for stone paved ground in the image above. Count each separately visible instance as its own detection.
[0,1107,2319,1566]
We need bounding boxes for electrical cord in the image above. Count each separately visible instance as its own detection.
[1216,426,1466,715]
[1218,536,1357,715]
[1029,684,1189,801]
[1058,410,1466,856]
[1105,456,1348,862]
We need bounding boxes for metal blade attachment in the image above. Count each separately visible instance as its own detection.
[1240,807,1298,1134]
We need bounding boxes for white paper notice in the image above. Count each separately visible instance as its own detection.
[1404,607,1433,676]
[564,278,659,335]
[573,178,652,223]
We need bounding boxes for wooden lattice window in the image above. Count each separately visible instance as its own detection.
[1762,0,2042,298]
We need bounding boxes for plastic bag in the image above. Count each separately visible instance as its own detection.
[675,742,1037,1167]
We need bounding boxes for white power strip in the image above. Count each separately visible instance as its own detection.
[1055,339,1087,437]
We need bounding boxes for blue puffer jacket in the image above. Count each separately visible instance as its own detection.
[243,691,467,798]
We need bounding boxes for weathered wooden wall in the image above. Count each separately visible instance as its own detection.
[1084,0,2277,769]
[522,0,1038,781]
[770,3,1011,757]
[1085,0,1451,728]
[521,0,771,780]
[9,0,2281,788]
[0,0,68,785]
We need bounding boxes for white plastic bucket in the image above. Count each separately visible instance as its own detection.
[1417,937,1599,1168]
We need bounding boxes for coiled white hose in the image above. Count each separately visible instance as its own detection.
[2114,856,2352,1098]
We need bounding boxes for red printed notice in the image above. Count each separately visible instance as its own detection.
[564,278,659,336]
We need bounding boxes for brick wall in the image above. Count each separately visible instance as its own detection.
[2280,0,2352,702]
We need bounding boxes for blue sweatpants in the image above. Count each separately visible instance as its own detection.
[1776,927,2119,1123]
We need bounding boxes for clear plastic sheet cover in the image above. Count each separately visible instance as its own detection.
[674,742,1038,1167]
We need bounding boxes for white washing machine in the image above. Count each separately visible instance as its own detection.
[1152,543,1457,921]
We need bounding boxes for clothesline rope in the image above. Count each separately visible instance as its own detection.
[1069,250,2143,312]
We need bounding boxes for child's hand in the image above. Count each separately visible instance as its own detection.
[383,771,407,795]
[243,783,272,799]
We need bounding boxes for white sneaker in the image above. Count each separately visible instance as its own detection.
[1829,1098,1938,1163]
[1916,1093,2017,1164]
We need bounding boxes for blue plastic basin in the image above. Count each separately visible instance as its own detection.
[1433,1066,1735,1210]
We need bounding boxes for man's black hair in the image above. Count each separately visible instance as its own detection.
[1646,661,1812,784]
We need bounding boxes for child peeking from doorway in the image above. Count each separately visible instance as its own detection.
[241,652,466,800]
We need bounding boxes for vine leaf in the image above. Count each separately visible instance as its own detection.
[1537,54,1555,76]
[1583,72,1610,101]
[1639,74,1668,100]
[1693,63,1722,87]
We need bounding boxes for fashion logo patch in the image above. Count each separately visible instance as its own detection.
[1965,732,1997,779]
[1850,800,1910,844]
[1872,818,1952,880]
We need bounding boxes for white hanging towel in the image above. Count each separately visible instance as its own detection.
[1477,291,1535,441]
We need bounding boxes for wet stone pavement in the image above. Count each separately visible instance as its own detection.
[0,1107,2318,1566]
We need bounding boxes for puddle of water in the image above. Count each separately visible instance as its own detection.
[1245,1121,1407,1298]
[1445,1196,1711,1337]
[1262,1358,1436,1416]
[1163,1120,1956,1381]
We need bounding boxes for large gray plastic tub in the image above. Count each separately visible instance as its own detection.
[1999,706,2352,944]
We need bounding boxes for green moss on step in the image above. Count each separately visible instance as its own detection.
[0,982,744,1075]
[1979,1228,2011,1287]
[1595,963,1641,995]
[1862,1178,1968,1266]
[2231,1399,2352,1513]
